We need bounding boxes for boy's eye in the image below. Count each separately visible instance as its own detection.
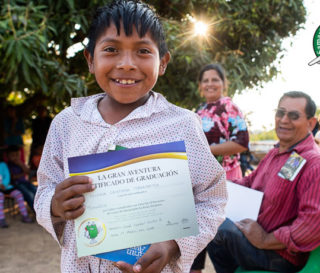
[103,46,117,53]
[138,48,151,54]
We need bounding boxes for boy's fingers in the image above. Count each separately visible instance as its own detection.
[133,249,161,273]
[133,241,179,273]
[59,176,93,190]
[52,195,86,220]
[115,261,134,272]
[55,177,94,200]
[64,205,85,220]
[133,263,142,272]
[133,260,161,273]
[62,195,85,211]
[51,176,94,219]
[59,183,93,201]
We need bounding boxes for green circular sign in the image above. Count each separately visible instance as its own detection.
[313,25,320,57]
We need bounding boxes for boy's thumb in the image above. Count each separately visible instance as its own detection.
[133,263,142,272]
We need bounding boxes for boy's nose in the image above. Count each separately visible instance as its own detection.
[117,52,137,71]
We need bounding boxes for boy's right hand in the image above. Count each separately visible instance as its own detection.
[115,240,180,273]
[51,176,95,220]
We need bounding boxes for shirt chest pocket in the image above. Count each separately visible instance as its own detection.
[263,176,297,207]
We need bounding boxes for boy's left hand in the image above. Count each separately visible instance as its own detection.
[115,240,180,273]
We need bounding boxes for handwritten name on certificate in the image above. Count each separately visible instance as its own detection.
[68,141,199,258]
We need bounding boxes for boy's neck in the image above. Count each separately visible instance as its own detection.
[98,93,151,125]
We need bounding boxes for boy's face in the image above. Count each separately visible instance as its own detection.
[85,23,170,105]
[7,151,20,163]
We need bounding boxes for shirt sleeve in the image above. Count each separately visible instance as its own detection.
[34,115,66,245]
[174,113,227,272]
[227,101,249,149]
[233,149,272,187]
[273,163,320,252]
[232,164,258,187]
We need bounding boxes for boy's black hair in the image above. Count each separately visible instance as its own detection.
[86,0,168,58]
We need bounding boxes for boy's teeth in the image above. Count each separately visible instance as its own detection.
[116,79,135,84]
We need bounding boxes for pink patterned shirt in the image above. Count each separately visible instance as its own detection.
[35,92,227,273]
[197,97,249,172]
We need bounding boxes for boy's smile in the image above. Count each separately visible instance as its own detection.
[85,23,170,108]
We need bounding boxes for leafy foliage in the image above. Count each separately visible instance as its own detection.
[0,0,306,114]
[152,0,306,106]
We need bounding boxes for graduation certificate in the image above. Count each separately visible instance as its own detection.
[68,141,198,258]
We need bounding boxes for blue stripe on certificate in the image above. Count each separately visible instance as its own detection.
[68,141,186,174]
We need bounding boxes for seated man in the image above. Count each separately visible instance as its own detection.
[207,91,320,273]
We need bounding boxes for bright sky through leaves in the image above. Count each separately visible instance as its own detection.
[193,21,209,36]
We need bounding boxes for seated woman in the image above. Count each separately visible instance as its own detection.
[0,149,32,228]
[6,145,37,213]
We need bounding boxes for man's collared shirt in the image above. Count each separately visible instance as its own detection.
[234,134,320,266]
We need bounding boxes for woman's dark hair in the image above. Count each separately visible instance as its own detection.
[280,91,316,119]
[86,0,168,58]
[198,63,226,83]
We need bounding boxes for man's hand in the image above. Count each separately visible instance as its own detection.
[51,176,95,220]
[115,240,180,273]
[235,219,267,249]
[235,219,285,250]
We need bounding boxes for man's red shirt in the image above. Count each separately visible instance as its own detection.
[234,134,320,266]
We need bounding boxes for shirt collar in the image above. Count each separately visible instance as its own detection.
[274,133,315,154]
[71,91,169,126]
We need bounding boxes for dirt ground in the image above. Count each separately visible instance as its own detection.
[0,213,215,273]
[0,213,60,273]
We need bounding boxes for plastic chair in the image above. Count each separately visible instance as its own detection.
[235,246,320,273]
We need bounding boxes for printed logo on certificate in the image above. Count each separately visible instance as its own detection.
[68,141,199,258]
[278,151,306,181]
[78,218,106,247]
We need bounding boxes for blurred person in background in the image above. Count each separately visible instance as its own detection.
[207,91,320,273]
[191,63,249,273]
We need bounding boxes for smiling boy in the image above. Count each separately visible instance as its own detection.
[84,20,170,125]
[35,1,227,272]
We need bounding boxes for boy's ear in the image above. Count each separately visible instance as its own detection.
[84,49,95,74]
[159,52,171,76]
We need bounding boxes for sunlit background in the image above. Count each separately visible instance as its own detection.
[56,0,320,133]
[233,0,320,132]
[193,20,209,37]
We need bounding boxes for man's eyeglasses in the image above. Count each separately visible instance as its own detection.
[275,109,305,121]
